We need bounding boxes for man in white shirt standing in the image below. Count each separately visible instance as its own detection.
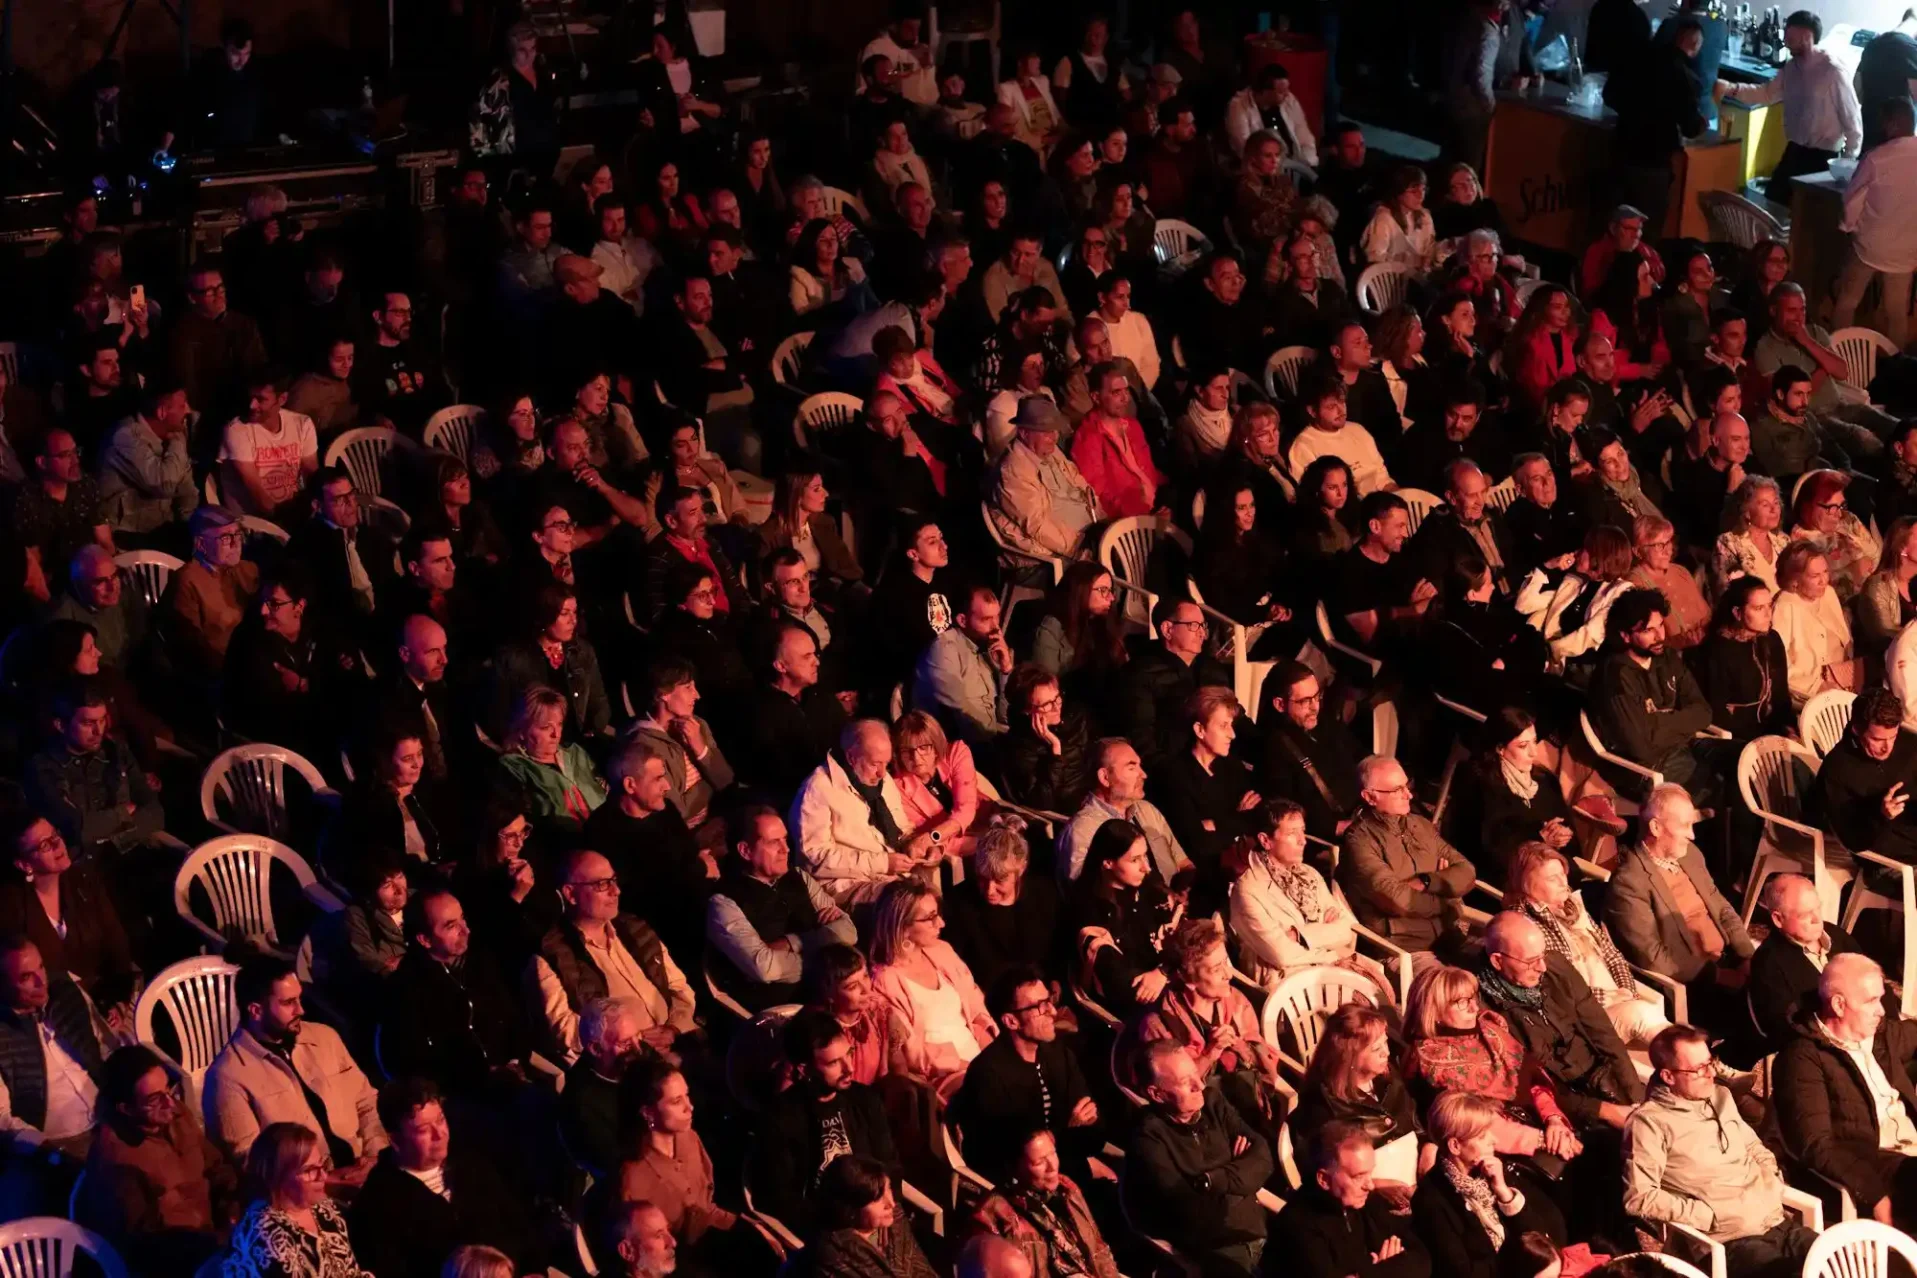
[1835,97,1917,347]
[1721,9,1863,197]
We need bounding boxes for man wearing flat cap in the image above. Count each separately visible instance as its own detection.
[987,396,1104,568]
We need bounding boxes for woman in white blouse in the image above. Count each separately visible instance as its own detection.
[1228,798,1395,998]
[1094,272,1160,392]
[1515,525,1637,668]
[1772,540,1861,706]
[1359,164,1440,278]
[996,47,1064,158]
[1713,474,1787,594]
[870,119,934,200]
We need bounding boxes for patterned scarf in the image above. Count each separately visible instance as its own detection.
[1476,960,1545,1012]
[1266,857,1331,922]
[1443,1160,1508,1249]
[1005,1184,1096,1277]
[1523,900,1635,996]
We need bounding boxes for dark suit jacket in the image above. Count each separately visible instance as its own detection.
[1776,1006,1917,1210]
[1408,506,1517,593]
[348,1150,533,1278]
[1748,924,1860,1051]
[286,519,400,635]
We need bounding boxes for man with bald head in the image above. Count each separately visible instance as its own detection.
[1749,873,1868,1053]
[363,613,462,784]
[1339,755,1476,954]
[841,388,950,538]
[1477,912,1643,1129]
[1408,457,1517,595]
[792,719,930,907]
[529,849,696,1063]
[1669,409,1756,547]
[1777,951,1917,1226]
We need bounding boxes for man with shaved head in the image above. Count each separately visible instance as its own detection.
[1777,952,1917,1226]
[791,719,930,907]
[363,613,461,784]
[1749,872,1866,1052]
[1339,755,1476,954]
[1478,912,1643,1129]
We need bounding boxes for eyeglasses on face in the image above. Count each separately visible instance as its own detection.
[569,875,619,893]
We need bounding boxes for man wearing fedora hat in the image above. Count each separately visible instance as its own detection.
[988,396,1102,568]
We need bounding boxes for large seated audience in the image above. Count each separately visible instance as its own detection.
[18,4,1917,1278]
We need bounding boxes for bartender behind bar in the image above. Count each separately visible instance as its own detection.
[1718,9,1861,197]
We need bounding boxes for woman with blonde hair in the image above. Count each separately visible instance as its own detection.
[1713,474,1787,593]
[1401,966,1582,1160]
[224,1123,369,1278]
[1502,842,1668,1045]
[889,710,980,859]
[1627,515,1708,649]
[868,879,996,1097]
[1788,468,1881,600]
[1138,917,1280,1127]
[1414,1091,1567,1278]
[1291,1004,1427,1197]
[493,686,606,835]
[441,1247,513,1278]
[1772,540,1861,706]
[1856,516,1917,667]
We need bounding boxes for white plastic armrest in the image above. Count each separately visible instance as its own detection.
[1276,1047,1309,1078]
[899,1179,944,1235]
[740,1214,793,1260]
[747,1208,804,1252]
[1852,849,1917,1013]
[1327,623,1383,676]
[1696,726,1734,740]
[314,786,343,808]
[1763,810,1833,890]
[1434,694,1488,724]
[1256,1188,1287,1214]
[1573,857,1612,882]
[527,1052,563,1080]
[953,1160,994,1193]
[1665,1220,1729,1278]
[993,798,1062,838]
[1781,1185,1826,1232]
[1632,965,1690,1026]
[1351,921,1414,1004]
[302,882,347,913]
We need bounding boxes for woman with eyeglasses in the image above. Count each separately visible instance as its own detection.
[0,811,135,1012]
[1137,916,1281,1128]
[1627,515,1708,650]
[1788,468,1880,601]
[1060,223,1116,320]
[225,1121,370,1278]
[1729,238,1791,343]
[888,709,980,860]
[222,563,357,771]
[1030,561,1129,710]
[82,1045,240,1272]
[649,560,754,725]
[488,580,612,745]
[469,390,543,487]
[868,879,996,1100]
[1401,966,1583,1164]
[999,666,1094,816]
[454,797,559,971]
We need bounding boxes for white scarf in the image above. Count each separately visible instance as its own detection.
[1500,756,1539,803]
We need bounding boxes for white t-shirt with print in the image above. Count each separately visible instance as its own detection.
[219,409,318,513]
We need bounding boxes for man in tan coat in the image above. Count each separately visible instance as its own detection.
[988,397,1102,566]
[204,956,386,1192]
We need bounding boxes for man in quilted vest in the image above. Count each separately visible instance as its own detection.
[0,933,104,1214]
[527,849,697,1063]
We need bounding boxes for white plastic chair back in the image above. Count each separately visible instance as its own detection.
[770,331,814,388]
[1153,218,1208,263]
[322,426,399,499]
[1738,735,1810,831]
[1801,689,1857,758]
[1801,1221,1917,1278]
[1485,477,1519,511]
[114,551,183,610]
[0,1219,128,1278]
[1098,516,1186,629]
[1394,487,1442,535]
[200,744,330,840]
[793,392,863,449]
[1260,966,1382,1065]
[1514,277,1551,310]
[133,956,239,1109]
[238,515,291,544]
[818,186,868,221]
[1280,159,1316,187]
[1354,264,1412,315]
[1697,191,1786,250]
[1613,1252,1711,1278]
[422,404,485,462]
[1264,345,1318,400]
[1830,327,1896,393]
[173,833,323,954]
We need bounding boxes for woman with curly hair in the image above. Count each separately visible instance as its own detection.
[1138,916,1281,1128]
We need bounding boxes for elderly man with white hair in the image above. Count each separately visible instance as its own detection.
[1476,912,1643,1130]
[1604,783,1753,1035]
[1748,873,1868,1053]
[45,543,147,669]
[1777,951,1917,1226]
[1338,754,1476,955]
[792,719,936,907]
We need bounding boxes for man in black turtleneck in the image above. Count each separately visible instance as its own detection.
[705,806,854,1010]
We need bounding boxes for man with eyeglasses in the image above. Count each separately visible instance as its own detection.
[1115,596,1231,775]
[356,290,446,435]
[1625,1024,1815,1278]
[529,849,697,1063]
[168,263,266,429]
[44,545,146,668]
[14,427,114,605]
[1476,912,1642,1131]
[83,1043,238,1270]
[1777,951,1917,1227]
[1339,754,1475,955]
[1270,231,1355,353]
[288,465,398,628]
[1259,662,1363,842]
[706,804,853,1011]
[165,504,259,681]
[583,740,713,968]
[951,965,1103,1183]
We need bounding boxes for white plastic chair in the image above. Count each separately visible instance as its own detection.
[173,834,344,958]
[1830,327,1896,396]
[238,515,291,544]
[792,391,863,449]
[1801,1219,1917,1278]
[422,404,486,463]
[1097,514,1191,632]
[114,550,183,610]
[1263,345,1318,400]
[1280,158,1316,188]
[0,1219,128,1278]
[982,499,1067,616]
[1315,599,1382,679]
[1697,190,1786,250]
[1610,1252,1710,1278]
[769,331,813,389]
[1580,709,1663,807]
[1354,263,1413,315]
[1514,277,1551,311]
[133,956,240,1114]
[199,744,338,841]
[1739,734,1849,923]
[817,185,868,222]
[322,426,400,499]
[1394,487,1442,535]
[1153,219,1209,268]
[1841,848,1917,1017]
[1484,476,1519,512]
[1800,688,1857,758]
[1260,965,1385,1076]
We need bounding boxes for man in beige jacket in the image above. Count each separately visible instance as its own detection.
[204,956,387,1192]
[988,397,1102,568]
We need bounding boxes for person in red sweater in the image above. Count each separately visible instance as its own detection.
[1069,362,1167,519]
